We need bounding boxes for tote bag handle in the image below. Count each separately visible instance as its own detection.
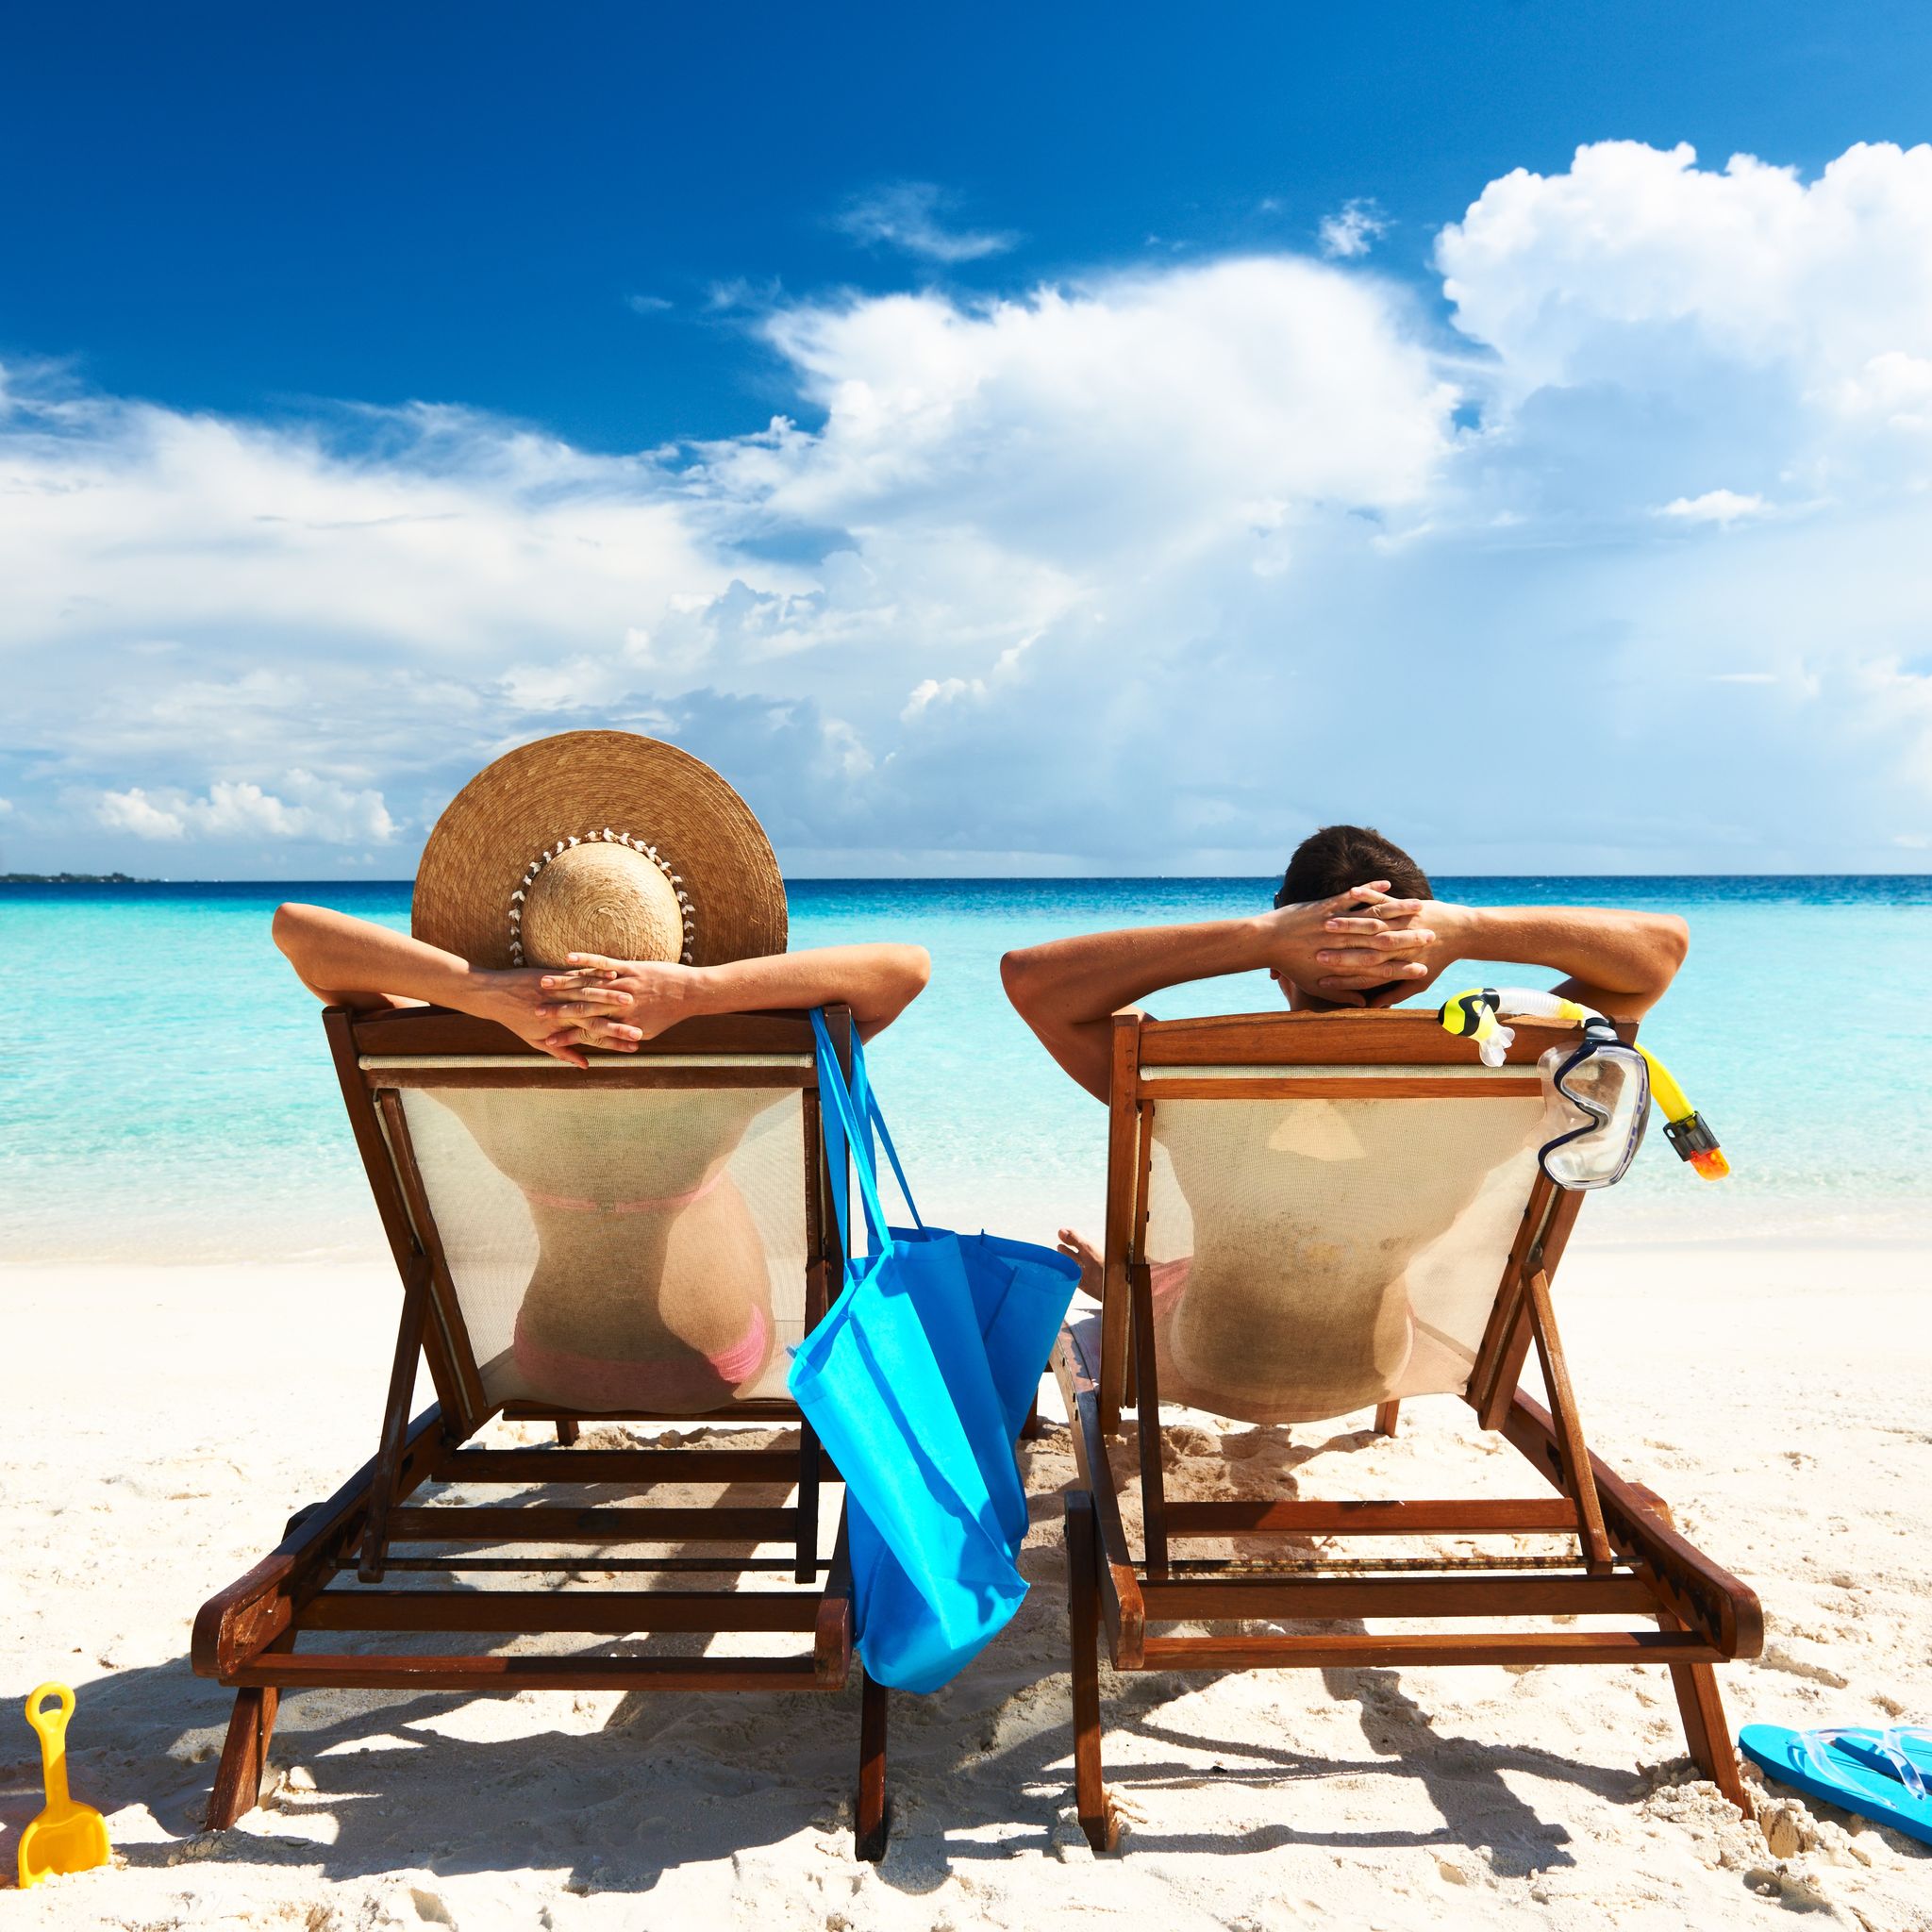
[810,1009,891,1263]
[812,1011,926,1260]
[847,1027,925,1236]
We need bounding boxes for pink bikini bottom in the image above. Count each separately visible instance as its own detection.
[513,1303,771,1413]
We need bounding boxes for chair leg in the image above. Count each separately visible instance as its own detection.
[1667,1655,1753,1818]
[1021,1391,1045,1441]
[556,1418,579,1446]
[1065,1491,1111,1853]
[1635,1498,1751,1820]
[855,1670,890,1862]
[1374,1400,1400,1437]
[206,1683,280,1829]
[358,1252,431,1583]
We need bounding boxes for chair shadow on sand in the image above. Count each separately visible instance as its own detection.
[8,1470,844,1898]
[950,1422,1614,1876]
[3,1424,1709,1903]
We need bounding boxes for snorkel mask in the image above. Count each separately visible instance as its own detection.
[1439,987,1729,1191]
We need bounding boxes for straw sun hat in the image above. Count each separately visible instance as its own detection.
[412,730,787,971]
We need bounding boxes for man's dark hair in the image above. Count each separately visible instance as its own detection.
[1274,824,1431,908]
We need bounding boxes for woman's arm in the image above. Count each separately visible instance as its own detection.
[274,903,933,1063]
[535,943,931,1044]
[999,885,1434,1102]
[274,903,474,1012]
[273,902,617,1065]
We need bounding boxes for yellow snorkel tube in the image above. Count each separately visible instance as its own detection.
[1636,1044,1731,1181]
[1437,987,1729,1187]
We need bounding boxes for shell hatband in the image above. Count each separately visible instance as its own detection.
[507,828,696,967]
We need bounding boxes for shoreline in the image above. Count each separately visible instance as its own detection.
[8,1193,1931,1269]
[9,1224,1924,1287]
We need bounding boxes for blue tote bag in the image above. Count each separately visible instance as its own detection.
[788,1011,1078,1692]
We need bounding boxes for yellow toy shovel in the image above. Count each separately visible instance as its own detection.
[18,1682,110,1888]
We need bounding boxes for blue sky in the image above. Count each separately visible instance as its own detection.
[4,3,1931,874]
[8,1,1924,447]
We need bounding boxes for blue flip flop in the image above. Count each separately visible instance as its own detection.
[1740,1724,1932,1847]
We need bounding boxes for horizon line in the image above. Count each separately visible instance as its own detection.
[7,870,1931,887]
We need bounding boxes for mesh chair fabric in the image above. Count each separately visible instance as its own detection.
[1142,1084,1543,1423]
[395,1085,808,1414]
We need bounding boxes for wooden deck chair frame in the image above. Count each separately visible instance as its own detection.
[193,1002,896,1862]
[1057,1008,1763,1852]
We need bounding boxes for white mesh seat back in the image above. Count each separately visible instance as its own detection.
[393,1082,809,1415]
[1141,1071,1544,1424]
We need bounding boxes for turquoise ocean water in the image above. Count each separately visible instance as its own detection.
[4,876,1929,1262]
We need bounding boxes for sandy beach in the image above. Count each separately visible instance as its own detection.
[4,1238,1929,1930]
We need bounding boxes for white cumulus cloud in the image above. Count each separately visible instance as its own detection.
[719,258,1456,558]
[7,139,1932,874]
[1440,141,1932,384]
[96,788,191,841]
[96,773,394,844]
[1437,140,1932,505]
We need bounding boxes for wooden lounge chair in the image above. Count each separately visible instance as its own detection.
[193,1003,895,1860]
[1057,1008,1762,1851]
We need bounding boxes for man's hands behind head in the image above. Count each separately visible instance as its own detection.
[1264,883,1460,1008]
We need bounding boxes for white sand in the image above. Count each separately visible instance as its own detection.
[4,1241,1930,1929]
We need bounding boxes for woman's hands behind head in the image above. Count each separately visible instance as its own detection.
[475,962,653,1067]
[534,954,700,1046]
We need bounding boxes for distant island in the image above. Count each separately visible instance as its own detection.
[2,872,156,885]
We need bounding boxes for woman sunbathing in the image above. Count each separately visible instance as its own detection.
[274,730,928,1413]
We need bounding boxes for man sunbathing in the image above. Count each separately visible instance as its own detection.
[1002,824,1690,1391]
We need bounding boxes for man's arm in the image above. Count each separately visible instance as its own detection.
[1317,902,1690,1020]
[1000,886,1433,1102]
[1449,904,1688,1018]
